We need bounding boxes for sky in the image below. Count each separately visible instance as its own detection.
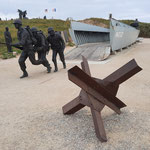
[0,0,149,23]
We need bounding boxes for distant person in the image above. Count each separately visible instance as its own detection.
[31,27,51,73]
[47,27,66,72]
[11,19,42,78]
[43,16,47,19]
[4,27,12,52]
[130,19,139,29]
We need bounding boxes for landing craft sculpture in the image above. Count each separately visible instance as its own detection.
[68,16,140,61]
[62,56,142,142]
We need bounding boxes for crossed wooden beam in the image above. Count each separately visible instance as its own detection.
[62,56,142,142]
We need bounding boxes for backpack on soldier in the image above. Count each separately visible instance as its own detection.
[38,30,50,54]
[24,26,37,45]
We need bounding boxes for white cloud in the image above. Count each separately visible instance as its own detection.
[0,12,17,20]
[0,0,149,22]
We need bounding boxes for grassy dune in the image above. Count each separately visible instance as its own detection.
[0,18,150,59]
[0,19,70,59]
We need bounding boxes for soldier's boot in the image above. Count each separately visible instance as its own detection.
[54,67,58,72]
[54,63,58,72]
[47,65,52,73]
[20,70,28,79]
[63,61,66,69]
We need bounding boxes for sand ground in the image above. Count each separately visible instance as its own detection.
[0,40,150,150]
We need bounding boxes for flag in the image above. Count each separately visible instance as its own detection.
[45,9,48,13]
[52,8,56,12]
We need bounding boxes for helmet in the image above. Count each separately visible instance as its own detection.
[5,27,9,30]
[31,27,38,32]
[13,19,22,25]
[48,27,54,32]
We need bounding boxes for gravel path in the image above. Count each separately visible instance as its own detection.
[0,39,150,150]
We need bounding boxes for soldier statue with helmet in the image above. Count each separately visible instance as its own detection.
[31,27,51,73]
[11,19,43,78]
[4,27,12,52]
[47,27,66,72]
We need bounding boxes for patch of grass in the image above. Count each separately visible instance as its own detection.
[1,52,16,59]
[0,18,150,59]
[0,19,71,59]
[67,40,75,47]
[0,45,21,59]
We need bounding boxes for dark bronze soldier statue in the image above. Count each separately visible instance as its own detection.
[47,27,66,72]
[130,19,139,29]
[11,19,42,78]
[18,9,23,19]
[31,27,51,73]
[4,27,12,52]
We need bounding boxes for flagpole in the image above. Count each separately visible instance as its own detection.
[44,9,48,19]
[52,8,56,19]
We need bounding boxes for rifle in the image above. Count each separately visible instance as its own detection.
[0,42,7,45]
[12,45,23,50]
[0,42,23,50]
